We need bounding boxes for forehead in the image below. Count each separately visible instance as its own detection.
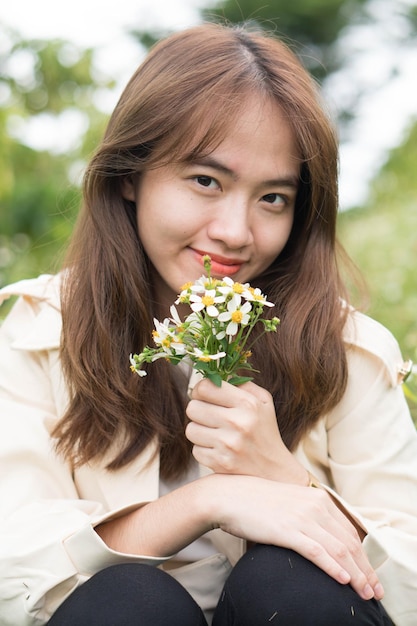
[176,93,299,164]
[184,96,301,175]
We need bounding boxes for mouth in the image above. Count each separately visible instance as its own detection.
[192,249,245,277]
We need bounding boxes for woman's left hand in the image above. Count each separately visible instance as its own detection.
[186,379,307,483]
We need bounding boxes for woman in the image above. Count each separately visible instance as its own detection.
[0,23,416,625]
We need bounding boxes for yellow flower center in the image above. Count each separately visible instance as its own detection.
[152,330,159,338]
[162,338,172,348]
[247,286,264,302]
[202,295,215,306]
[198,354,211,362]
[239,350,252,364]
[180,281,193,291]
[231,310,243,323]
[233,283,244,294]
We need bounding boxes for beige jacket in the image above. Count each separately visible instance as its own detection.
[0,274,416,625]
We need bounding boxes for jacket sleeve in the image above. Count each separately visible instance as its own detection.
[325,311,417,626]
[0,280,167,626]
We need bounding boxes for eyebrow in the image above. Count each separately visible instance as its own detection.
[188,156,300,189]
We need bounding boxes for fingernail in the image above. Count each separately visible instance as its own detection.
[339,570,350,583]
[363,584,374,599]
[374,583,384,599]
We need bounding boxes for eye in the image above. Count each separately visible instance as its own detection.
[194,175,219,189]
[262,193,287,208]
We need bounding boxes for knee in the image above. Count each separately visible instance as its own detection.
[214,545,390,626]
[48,563,206,626]
[229,544,305,587]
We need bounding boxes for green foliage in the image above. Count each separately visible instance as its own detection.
[0,27,111,291]
[0,142,80,288]
[0,24,115,115]
[338,118,417,423]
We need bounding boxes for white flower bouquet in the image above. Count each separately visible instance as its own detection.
[130,256,280,386]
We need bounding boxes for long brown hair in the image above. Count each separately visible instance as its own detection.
[55,23,351,478]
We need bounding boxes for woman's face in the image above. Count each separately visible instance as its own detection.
[123,96,301,310]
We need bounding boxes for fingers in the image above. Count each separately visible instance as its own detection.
[187,379,273,431]
[190,378,237,407]
[185,418,243,473]
[209,475,384,602]
[281,489,384,601]
[186,380,301,480]
[296,525,383,601]
[190,378,271,408]
[186,398,222,428]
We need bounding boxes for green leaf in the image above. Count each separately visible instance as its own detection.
[195,361,211,373]
[227,375,253,386]
[205,371,223,387]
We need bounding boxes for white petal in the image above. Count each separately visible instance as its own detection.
[209,351,226,360]
[190,302,205,312]
[170,305,183,325]
[207,305,219,317]
[171,343,186,354]
[227,299,238,313]
[217,285,233,296]
[226,321,238,335]
[189,294,202,303]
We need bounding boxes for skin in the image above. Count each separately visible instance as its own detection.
[98,95,384,602]
[123,95,299,315]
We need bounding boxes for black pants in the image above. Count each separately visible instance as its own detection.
[47,545,395,625]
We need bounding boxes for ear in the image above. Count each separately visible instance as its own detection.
[121,175,136,202]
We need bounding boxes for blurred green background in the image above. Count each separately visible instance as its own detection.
[1,0,416,420]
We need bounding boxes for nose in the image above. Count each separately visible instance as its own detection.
[206,196,254,250]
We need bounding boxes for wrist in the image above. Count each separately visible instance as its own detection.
[200,473,244,530]
[267,458,313,486]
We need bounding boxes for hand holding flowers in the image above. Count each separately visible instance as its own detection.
[130,256,280,386]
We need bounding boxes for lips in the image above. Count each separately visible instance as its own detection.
[193,249,245,276]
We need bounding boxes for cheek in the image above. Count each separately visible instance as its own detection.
[137,186,198,235]
[261,214,294,258]
[136,190,169,234]
[137,206,194,246]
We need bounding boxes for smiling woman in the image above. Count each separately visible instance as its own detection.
[0,22,416,626]
[121,95,298,304]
